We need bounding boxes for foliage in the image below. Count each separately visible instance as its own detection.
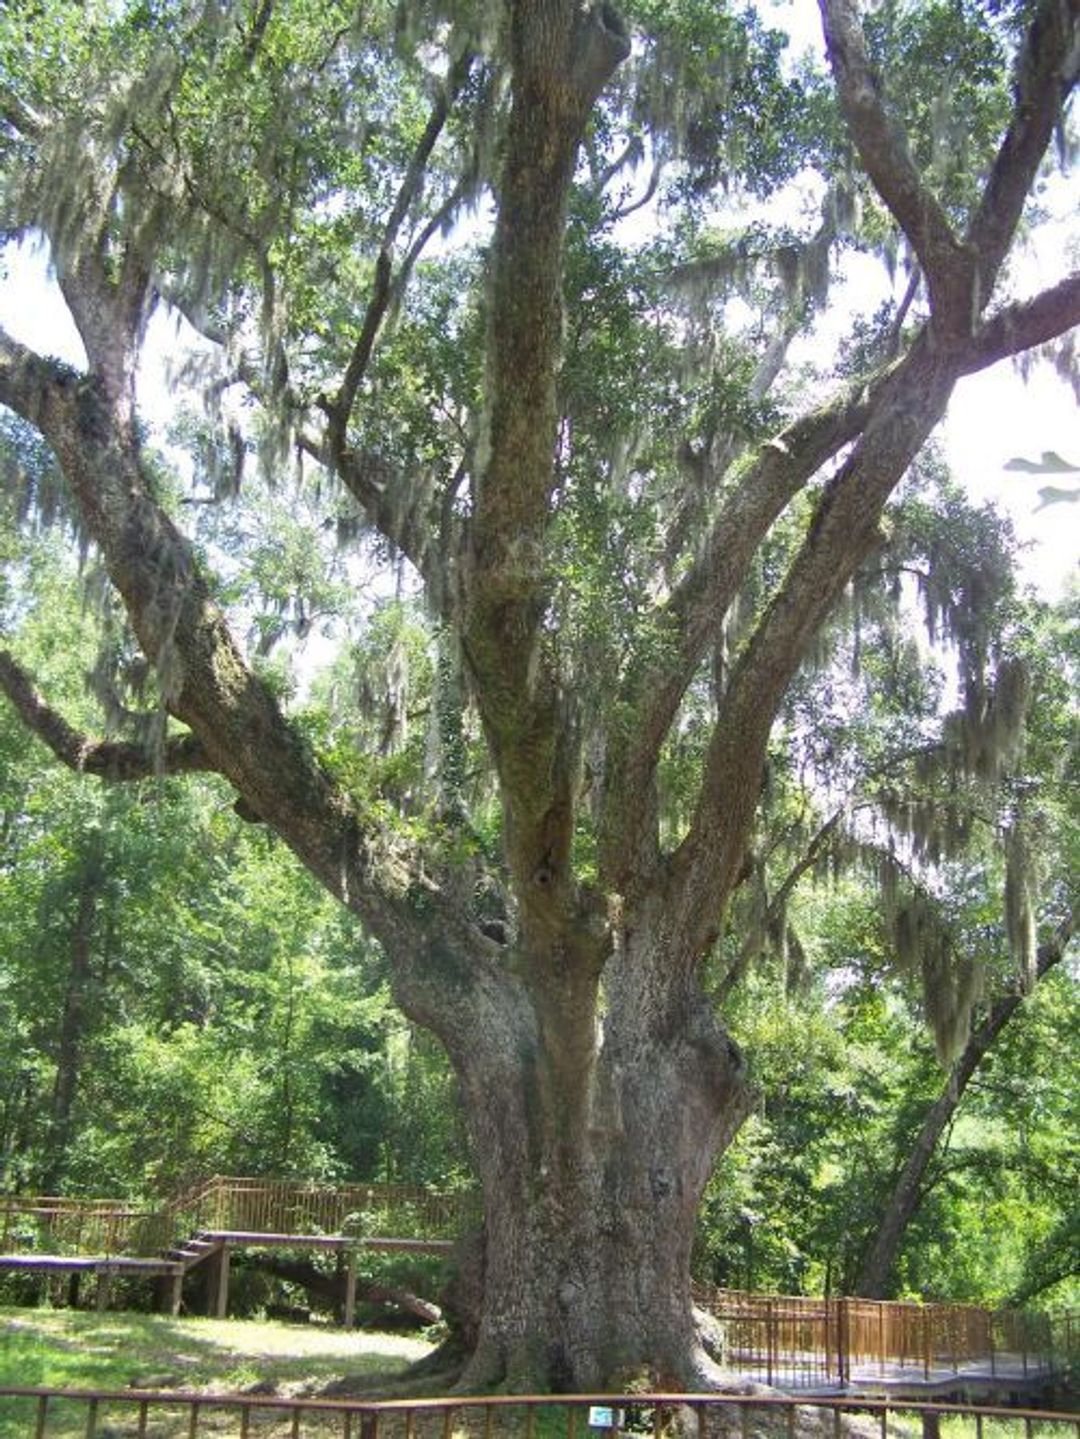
[0,540,468,1195]
[0,0,1076,1386]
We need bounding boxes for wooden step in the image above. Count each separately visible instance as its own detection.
[167,1235,222,1269]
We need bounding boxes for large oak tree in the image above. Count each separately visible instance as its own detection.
[1,0,1077,1390]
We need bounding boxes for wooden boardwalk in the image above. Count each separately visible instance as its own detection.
[752,1350,1061,1398]
[2,1177,1075,1397]
[1,1177,462,1323]
[692,1282,1074,1398]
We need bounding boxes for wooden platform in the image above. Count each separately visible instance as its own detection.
[0,1229,453,1326]
[3,1178,1071,1395]
[203,1231,452,1254]
[193,1232,451,1322]
[787,1352,1059,1400]
[718,1339,1064,1401]
[0,1251,183,1314]
[0,1253,179,1275]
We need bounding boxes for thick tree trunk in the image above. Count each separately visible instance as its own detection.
[425,921,752,1392]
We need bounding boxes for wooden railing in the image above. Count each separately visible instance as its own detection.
[0,1175,475,1259]
[1,1389,1077,1439]
[0,1193,159,1259]
[2,1178,1074,1391]
[692,1284,1073,1388]
[181,1174,474,1240]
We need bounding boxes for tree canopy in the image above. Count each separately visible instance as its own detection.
[0,0,1077,1392]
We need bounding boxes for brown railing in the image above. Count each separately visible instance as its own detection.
[2,1179,1074,1392]
[189,1175,474,1240]
[0,1176,475,1259]
[0,1193,158,1258]
[0,1389,1077,1439]
[692,1286,1074,1390]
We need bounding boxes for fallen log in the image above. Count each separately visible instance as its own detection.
[252,1254,441,1326]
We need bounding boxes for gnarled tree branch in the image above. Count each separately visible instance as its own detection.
[967,0,1080,303]
[464,1,628,923]
[0,649,215,780]
[2,320,471,985]
[960,271,1080,374]
[818,0,972,324]
[297,434,461,615]
[652,0,1079,957]
[668,335,957,957]
[326,51,473,455]
[0,86,44,140]
[0,326,82,428]
[598,364,894,896]
[716,807,847,1002]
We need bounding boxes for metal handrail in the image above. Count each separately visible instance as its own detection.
[691,1285,1075,1387]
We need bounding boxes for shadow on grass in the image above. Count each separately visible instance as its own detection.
[0,1305,429,1437]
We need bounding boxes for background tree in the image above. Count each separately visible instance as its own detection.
[0,507,466,1196]
[3,471,1072,1317]
[687,527,1076,1310]
[0,0,1077,1390]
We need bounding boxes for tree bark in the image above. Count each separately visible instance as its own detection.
[416,914,751,1392]
[1,0,1076,1395]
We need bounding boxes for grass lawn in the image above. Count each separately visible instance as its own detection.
[1,1313,1065,1439]
[0,1305,433,1435]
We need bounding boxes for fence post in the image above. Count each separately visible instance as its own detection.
[837,1300,850,1386]
[214,1244,230,1320]
[210,1177,224,1232]
[344,1250,358,1329]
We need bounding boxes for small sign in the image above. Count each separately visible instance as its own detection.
[588,1408,621,1430]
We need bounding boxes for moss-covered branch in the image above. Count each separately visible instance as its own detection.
[0,649,216,780]
[463,2,628,929]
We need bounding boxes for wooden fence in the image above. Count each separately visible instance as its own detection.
[0,1175,474,1259]
[171,1175,473,1240]
[0,1193,159,1259]
[1,1389,1078,1439]
[692,1284,1072,1389]
[2,1177,1075,1390]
